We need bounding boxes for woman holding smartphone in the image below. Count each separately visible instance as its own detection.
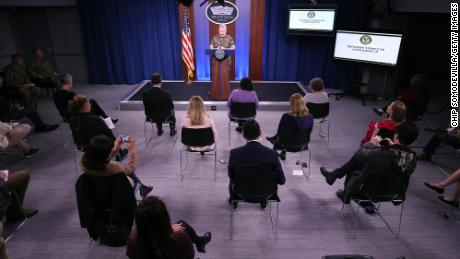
[80,135,153,198]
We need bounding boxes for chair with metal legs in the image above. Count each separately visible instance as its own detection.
[229,168,280,240]
[144,117,177,146]
[276,127,312,180]
[180,127,217,181]
[307,102,331,145]
[340,171,408,239]
[3,190,32,243]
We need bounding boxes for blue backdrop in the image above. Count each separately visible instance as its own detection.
[78,0,182,84]
[263,0,370,89]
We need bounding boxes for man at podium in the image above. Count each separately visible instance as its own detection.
[209,24,235,100]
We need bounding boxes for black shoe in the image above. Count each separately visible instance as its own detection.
[438,196,459,208]
[139,184,153,198]
[23,208,39,219]
[365,205,377,214]
[320,167,336,186]
[35,124,59,133]
[424,182,445,194]
[336,189,350,204]
[25,148,40,158]
[266,136,276,145]
[372,108,384,116]
[260,201,268,210]
[170,128,177,136]
[229,200,238,209]
[157,128,164,136]
[278,152,286,161]
[111,119,119,124]
[196,232,212,253]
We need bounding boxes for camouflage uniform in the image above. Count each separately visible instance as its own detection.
[3,64,40,107]
[210,35,235,49]
[27,57,61,89]
[210,35,235,69]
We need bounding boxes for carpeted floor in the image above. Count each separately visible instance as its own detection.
[127,81,307,102]
[1,83,459,259]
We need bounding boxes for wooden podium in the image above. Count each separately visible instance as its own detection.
[206,49,235,101]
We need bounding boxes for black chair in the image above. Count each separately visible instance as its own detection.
[144,116,176,146]
[340,170,408,239]
[228,102,256,142]
[75,173,136,247]
[277,126,312,180]
[306,102,331,144]
[404,101,428,121]
[229,167,280,240]
[180,127,217,181]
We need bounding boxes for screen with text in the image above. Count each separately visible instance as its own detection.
[334,30,403,66]
[288,9,336,32]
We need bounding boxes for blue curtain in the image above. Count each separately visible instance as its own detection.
[263,0,370,89]
[78,0,182,84]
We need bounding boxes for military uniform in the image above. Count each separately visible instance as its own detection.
[210,35,235,49]
[3,64,40,107]
[210,34,235,69]
[27,57,61,89]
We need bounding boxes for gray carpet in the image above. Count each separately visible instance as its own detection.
[3,83,459,259]
[127,81,306,102]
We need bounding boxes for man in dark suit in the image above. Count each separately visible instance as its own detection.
[228,120,286,209]
[54,73,115,123]
[142,73,176,136]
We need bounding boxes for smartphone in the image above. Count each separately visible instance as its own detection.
[0,170,9,181]
[119,135,130,143]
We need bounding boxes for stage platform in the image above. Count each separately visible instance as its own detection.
[118,80,307,111]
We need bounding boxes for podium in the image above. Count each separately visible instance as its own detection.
[206,49,235,101]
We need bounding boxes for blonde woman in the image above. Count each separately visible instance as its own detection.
[266,93,313,160]
[181,96,218,151]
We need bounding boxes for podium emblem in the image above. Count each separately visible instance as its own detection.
[214,49,225,60]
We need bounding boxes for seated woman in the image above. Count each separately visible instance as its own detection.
[418,127,460,161]
[424,167,460,208]
[0,122,39,158]
[360,100,406,146]
[373,73,430,121]
[181,96,218,152]
[126,196,211,259]
[266,93,314,160]
[227,77,258,132]
[303,77,329,105]
[54,73,117,123]
[81,135,153,198]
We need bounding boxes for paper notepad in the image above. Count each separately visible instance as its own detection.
[293,170,304,176]
[103,117,115,129]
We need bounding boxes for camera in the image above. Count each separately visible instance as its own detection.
[119,135,130,143]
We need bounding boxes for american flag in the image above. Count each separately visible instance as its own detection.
[181,6,195,80]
